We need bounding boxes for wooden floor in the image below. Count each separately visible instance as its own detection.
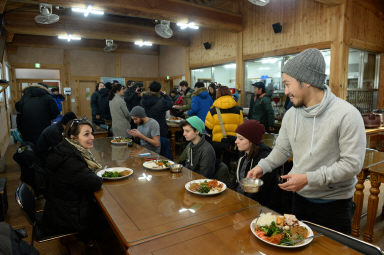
[1,142,384,254]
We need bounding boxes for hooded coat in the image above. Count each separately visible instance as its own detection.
[205,95,244,142]
[248,90,275,130]
[15,84,59,144]
[42,140,102,235]
[90,90,102,124]
[98,87,112,121]
[179,87,194,111]
[187,87,213,121]
[109,94,131,137]
[140,91,173,137]
[257,86,366,200]
[124,84,141,111]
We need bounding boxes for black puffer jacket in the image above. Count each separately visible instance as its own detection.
[124,85,141,111]
[98,87,111,121]
[42,140,102,235]
[141,91,173,137]
[36,122,63,163]
[90,90,102,124]
[15,85,59,144]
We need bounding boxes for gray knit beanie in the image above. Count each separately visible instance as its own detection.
[282,48,326,89]
[129,106,147,118]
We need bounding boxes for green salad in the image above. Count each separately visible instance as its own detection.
[102,171,122,178]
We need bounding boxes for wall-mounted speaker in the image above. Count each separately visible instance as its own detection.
[203,42,211,50]
[272,22,282,33]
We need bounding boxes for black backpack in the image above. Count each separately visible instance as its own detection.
[13,142,47,196]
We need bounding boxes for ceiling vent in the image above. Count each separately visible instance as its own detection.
[34,3,60,24]
[248,0,270,6]
[104,39,117,52]
[155,20,173,39]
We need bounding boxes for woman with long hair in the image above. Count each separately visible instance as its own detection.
[108,83,131,137]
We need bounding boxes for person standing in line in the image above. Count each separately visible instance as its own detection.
[90,82,104,125]
[248,81,275,132]
[187,82,213,122]
[108,83,131,137]
[247,48,366,234]
[172,80,194,113]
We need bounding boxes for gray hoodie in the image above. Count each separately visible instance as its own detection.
[258,86,366,200]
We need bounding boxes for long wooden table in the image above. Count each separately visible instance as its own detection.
[91,138,257,248]
[351,150,384,238]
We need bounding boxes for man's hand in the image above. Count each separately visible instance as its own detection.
[96,114,100,119]
[128,129,143,139]
[172,105,181,110]
[246,166,263,179]
[278,174,308,192]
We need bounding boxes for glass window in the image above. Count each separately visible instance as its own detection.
[190,62,236,88]
[347,48,380,113]
[191,67,212,87]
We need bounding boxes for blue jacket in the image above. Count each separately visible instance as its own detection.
[187,87,213,121]
[52,94,65,113]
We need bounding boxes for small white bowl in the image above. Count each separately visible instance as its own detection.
[240,178,263,193]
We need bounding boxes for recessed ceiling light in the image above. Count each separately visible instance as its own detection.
[134,40,152,47]
[58,34,81,42]
[176,22,199,30]
[72,5,104,17]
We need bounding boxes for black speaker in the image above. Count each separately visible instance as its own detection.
[203,42,211,50]
[272,22,282,33]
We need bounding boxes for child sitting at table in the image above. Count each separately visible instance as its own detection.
[178,116,216,178]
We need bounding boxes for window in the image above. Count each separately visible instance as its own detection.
[190,62,236,88]
[347,48,380,113]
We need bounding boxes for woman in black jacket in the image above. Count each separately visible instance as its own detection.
[42,118,103,242]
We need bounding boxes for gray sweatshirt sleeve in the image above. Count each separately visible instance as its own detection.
[257,115,292,174]
[306,109,366,187]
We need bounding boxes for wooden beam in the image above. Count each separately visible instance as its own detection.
[0,0,7,14]
[235,31,244,107]
[11,0,242,32]
[315,0,345,5]
[378,53,384,109]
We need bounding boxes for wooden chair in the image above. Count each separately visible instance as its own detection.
[15,183,77,246]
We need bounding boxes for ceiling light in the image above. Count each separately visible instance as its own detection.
[72,5,104,17]
[134,40,152,47]
[58,34,81,42]
[177,22,199,30]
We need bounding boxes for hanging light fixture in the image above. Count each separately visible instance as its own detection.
[134,40,152,47]
[72,5,104,17]
[58,34,81,42]
[176,22,199,30]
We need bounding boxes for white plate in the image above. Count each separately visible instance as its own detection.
[143,160,174,171]
[250,218,314,248]
[110,137,132,145]
[166,118,182,123]
[185,179,227,196]
[97,167,133,180]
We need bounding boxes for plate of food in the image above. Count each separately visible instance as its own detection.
[110,137,132,145]
[97,167,133,180]
[143,160,174,170]
[250,213,313,248]
[166,116,183,123]
[185,179,226,196]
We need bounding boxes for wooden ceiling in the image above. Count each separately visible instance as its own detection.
[2,0,242,52]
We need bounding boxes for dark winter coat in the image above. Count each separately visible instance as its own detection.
[124,85,141,111]
[140,91,173,137]
[178,136,216,178]
[90,90,102,124]
[42,140,102,235]
[36,122,64,162]
[248,90,275,130]
[187,87,213,121]
[52,93,65,113]
[98,87,111,121]
[15,85,60,145]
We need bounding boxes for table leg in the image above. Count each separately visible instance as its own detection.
[351,169,368,237]
[363,172,381,242]
[171,130,176,160]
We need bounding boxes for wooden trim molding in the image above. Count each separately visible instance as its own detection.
[189,57,236,70]
[349,39,384,53]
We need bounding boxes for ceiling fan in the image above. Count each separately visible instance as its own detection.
[155,20,173,39]
[34,3,60,24]
[104,39,117,52]
[248,0,270,6]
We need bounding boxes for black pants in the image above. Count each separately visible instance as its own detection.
[292,193,355,234]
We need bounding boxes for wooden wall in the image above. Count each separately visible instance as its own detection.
[0,53,11,170]
[159,45,186,77]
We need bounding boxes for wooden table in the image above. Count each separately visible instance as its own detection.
[91,138,257,249]
[351,150,384,237]
[366,127,384,149]
[128,205,362,255]
[363,161,384,242]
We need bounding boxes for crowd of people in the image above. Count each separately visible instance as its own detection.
[11,48,366,253]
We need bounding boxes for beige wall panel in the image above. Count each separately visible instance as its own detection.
[8,47,63,65]
[189,29,237,67]
[70,50,116,77]
[159,45,186,77]
[120,53,159,77]
[242,0,334,56]
[348,0,384,51]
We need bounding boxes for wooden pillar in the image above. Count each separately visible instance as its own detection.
[236,32,244,107]
[329,2,349,99]
[378,53,384,109]
[185,47,191,85]
[115,53,121,77]
[63,50,71,113]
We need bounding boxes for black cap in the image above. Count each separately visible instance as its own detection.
[252,82,265,89]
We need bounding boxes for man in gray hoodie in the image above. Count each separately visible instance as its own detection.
[247,48,366,234]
